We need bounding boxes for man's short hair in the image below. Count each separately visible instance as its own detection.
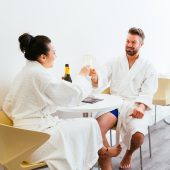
[128,27,145,42]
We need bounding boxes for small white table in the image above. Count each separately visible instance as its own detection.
[58,94,122,145]
[58,94,122,116]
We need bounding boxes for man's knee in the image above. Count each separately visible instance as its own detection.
[131,132,144,146]
[97,113,117,135]
[97,119,108,134]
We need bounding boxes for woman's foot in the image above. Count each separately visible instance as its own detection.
[98,155,112,170]
[119,150,132,169]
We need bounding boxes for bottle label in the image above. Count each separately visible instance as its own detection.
[65,67,70,74]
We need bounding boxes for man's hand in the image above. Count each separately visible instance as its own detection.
[89,68,98,87]
[129,103,147,119]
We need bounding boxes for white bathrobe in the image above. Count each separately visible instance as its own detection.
[96,54,158,149]
[3,61,103,170]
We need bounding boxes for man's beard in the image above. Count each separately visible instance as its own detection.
[125,47,138,56]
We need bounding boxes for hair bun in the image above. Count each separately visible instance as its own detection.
[18,33,33,53]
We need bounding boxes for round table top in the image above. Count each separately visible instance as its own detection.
[58,94,123,113]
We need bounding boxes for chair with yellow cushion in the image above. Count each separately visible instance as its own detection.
[0,110,50,170]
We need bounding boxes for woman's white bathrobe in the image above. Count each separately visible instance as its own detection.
[3,61,103,170]
[95,54,158,149]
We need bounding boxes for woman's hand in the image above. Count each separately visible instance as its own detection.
[79,66,90,76]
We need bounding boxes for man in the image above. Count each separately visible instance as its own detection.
[90,27,158,169]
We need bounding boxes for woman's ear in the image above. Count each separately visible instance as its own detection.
[38,54,47,65]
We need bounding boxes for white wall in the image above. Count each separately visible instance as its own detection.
[0,0,170,109]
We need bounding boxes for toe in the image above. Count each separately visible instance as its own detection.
[119,163,131,170]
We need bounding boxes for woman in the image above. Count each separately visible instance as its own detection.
[3,33,121,170]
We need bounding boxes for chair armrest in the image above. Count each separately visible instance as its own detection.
[0,124,50,169]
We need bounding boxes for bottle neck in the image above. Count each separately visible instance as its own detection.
[65,67,70,75]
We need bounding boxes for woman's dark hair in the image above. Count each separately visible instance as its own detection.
[18,33,51,61]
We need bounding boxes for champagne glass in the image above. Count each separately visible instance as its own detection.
[83,54,94,68]
[83,54,98,86]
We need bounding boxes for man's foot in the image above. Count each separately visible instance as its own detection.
[99,144,122,157]
[98,144,122,157]
[106,144,122,157]
[98,146,108,156]
[119,151,132,169]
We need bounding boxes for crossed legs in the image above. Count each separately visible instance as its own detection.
[96,112,145,170]
[97,112,121,170]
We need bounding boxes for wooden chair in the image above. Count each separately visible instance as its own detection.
[0,110,50,170]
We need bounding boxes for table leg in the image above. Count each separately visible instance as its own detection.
[83,113,89,117]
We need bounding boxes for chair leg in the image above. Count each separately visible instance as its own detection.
[97,162,100,170]
[140,146,143,170]
[154,105,157,125]
[148,126,152,158]
[109,129,113,147]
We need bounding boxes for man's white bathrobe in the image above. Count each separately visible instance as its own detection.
[3,61,103,170]
[95,54,158,149]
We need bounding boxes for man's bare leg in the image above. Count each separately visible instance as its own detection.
[119,132,144,169]
[97,112,121,170]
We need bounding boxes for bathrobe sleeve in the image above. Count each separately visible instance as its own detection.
[97,60,113,88]
[44,75,93,107]
[134,63,158,110]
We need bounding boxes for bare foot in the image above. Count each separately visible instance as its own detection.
[98,155,112,170]
[105,144,122,157]
[98,146,107,156]
[119,151,132,169]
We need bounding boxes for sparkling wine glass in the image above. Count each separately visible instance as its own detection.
[83,54,94,68]
[82,54,97,83]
